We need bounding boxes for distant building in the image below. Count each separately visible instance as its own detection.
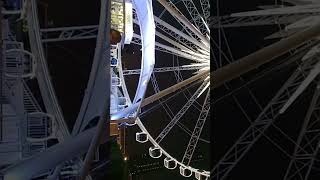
[110,123,119,137]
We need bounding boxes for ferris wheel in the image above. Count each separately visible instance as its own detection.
[212,0,320,180]
[113,0,210,179]
[0,0,210,179]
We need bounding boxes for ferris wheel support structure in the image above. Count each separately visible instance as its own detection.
[1,0,212,179]
[27,0,69,140]
[212,52,320,179]
[78,0,111,178]
[2,0,110,179]
[213,20,320,89]
[156,0,209,47]
[283,83,320,180]
[3,126,108,180]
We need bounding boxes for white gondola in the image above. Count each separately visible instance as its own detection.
[4,49,36,79]
[135,132,148,143]
[164,157,177,169]
[149,146,162,158]
[179,166,193,177]
[195,170,209,180]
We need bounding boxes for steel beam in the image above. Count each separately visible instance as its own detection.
[212,53,320,179]
[283,84,320,180]
[209,13,317,28]
[123,64,207,75]
[212,21,320,89]
[2,127,108,180]
[157,0,210,47]
[155,79,209,143]
[78,0,110,178]
[141,69,209,107]
[182,90,210,165]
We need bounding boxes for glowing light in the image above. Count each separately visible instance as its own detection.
[124,1,133,44]
[197,80,210,98]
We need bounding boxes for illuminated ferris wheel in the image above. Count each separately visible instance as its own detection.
[0,0,210,179]
[111,0,210,179]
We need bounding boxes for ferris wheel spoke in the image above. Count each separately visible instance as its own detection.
[209,10,317,28]
[155,31,196,53]
[200,0,210,22]
[40,25,98,43]
[149,74,200,136]
[154,79,209,144]
[181,89,210,166]
[133,17,197,53]
[153,16,206,52]
[279,60,320,114]
[142,69,209,107]
[155,42,208,62]
[180,0,209,35]
[211,54,320,180]
[211,26,235,67]
[151,70,202,112]
[123,64,207,75]
[156,0,210,47]
[172,61,204,110]
[214,41,318,104]
[141,80,210,144]
[132,33,207,62]
[283,85,320,180]
[133,8,207,52]
[140,78,203,118]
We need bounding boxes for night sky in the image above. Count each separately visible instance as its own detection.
[213,0,320,180]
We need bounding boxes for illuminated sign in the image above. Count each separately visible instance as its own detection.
[111,1,124,33]
[110,0,133,45]
[124,0,133,44]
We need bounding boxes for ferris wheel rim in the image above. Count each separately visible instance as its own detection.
[116,0,210,178]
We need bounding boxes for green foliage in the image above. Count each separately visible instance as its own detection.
[105,141,128,180]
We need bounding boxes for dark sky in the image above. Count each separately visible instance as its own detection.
[213,0,320,180]
[36,0,100,129]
